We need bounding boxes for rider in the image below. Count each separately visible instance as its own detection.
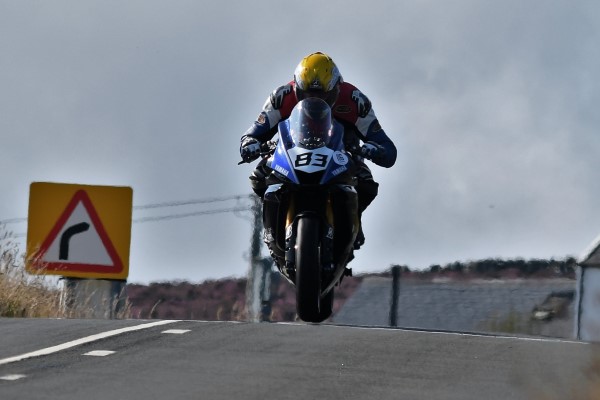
[240,51,396,249]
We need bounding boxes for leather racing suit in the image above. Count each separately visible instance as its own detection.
[240,80,397,246]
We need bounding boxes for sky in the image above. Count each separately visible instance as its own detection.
[1,1,599,284]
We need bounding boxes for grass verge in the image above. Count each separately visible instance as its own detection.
[0,228,62,317]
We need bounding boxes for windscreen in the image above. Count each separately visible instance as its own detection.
[288,98,333,149]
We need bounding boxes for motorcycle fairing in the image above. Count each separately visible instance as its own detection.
[270,120,300,184]
[271,118,350,185]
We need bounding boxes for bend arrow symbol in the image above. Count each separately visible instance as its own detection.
[59,222,90,260]
[33,189,126,273]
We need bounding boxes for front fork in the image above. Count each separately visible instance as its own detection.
[262,184,358,285]
[282,197,335,283]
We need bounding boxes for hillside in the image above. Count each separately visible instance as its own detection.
[127,273,363,322]
[126,257,577,322]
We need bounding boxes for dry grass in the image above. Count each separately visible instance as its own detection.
[61,279,131,319]
[0,228,62,318]
[0,227,130,319]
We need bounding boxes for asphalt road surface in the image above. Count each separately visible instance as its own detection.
[0,318,596,400]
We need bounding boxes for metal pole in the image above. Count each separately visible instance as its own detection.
[260,258,272,322]
[60,278,127,318]
[245,195,263,322]
[389,266,401,327]
[575,266,584,340]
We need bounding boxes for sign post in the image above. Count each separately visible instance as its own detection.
[26,182,133,317]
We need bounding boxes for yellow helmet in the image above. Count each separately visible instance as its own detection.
[294,52,343,106]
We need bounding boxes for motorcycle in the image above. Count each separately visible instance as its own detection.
[241,97,360,323]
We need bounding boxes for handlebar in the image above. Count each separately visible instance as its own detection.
[238,141,371,165]
[237,140,277,165]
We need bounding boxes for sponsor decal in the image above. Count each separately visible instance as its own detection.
[326,226,334,239]
[263,228,274,243]
[331,165,347,176]
[274,164,289,177]
[333,151,349,165]
[257,113,266,125]
[309,78,323,89]
[334,105,352,114]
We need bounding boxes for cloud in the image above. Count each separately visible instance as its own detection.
[1,1,599,283]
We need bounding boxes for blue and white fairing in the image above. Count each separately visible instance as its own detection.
[268,98,351,185]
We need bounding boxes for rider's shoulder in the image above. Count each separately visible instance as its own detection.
[334,82,373,119]
[269,82,297,111]
[338,81,360,94]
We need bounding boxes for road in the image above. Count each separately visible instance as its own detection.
[0,318,596,400]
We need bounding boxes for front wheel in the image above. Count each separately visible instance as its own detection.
[295,217,331,323]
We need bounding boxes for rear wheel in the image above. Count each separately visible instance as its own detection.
[295,217,331,323]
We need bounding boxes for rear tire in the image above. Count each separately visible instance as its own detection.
[295,217,331,323]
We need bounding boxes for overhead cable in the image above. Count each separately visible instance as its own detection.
[133,206,253,223]
[0,193,253,224]
[133,194,252,210]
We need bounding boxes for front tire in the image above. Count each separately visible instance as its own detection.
[295,217,331,323]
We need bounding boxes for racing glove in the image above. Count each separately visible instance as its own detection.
[240,137,261,162]
[361,141,386,163]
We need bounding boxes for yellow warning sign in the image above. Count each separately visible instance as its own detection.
[26,182,133,280]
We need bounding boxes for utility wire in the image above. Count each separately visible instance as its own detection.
[0,193,253,225]
[133,206,252,223]
[133,194,252,210]
[5,206,254,238]
[0,217,27,224]
[1,194,255,238]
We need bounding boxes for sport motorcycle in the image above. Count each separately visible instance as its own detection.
[241,98,360,323]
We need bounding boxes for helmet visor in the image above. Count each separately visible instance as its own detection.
[295,85,339,107]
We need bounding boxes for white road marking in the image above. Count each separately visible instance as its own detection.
[0,374,27,381]
[84,350,115,357]
[0,320,180,366]
[328,323,588,344]
[162,329,191,334]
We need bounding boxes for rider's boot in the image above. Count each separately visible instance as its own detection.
[353,163,378,251]
[353,218,365,250]
[249,159,269,198]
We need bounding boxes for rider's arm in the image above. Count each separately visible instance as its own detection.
[361,116,397,168]
[241,83,295,144]
[352,107,397,168]
[337,83,397,168]
[241,106,279,144]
